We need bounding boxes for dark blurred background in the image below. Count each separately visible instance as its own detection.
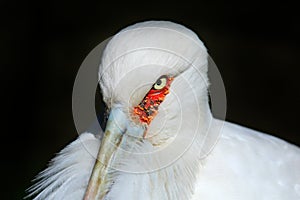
[1,1,299,199]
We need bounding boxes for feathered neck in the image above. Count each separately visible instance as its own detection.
[105,99,213,200]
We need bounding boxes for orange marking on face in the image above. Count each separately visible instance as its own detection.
[133,75,174,126]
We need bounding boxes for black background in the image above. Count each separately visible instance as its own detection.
[1,1,299,199]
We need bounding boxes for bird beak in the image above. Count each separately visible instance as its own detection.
[83,106,145,200]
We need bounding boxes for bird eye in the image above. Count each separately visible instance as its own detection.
[153,76,167,90]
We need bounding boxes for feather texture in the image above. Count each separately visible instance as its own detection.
[28,121,300,200]
[193,120,300,199]
[27,133,100,200]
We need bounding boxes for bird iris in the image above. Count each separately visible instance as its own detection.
[153,75,167,90]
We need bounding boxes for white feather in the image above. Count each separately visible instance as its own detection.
[28,133,100,200]
[192,120,300,200]
[28,122,300,199]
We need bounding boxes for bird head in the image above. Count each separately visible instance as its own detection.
[84,21,213,199]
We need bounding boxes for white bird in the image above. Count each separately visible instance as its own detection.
[28,21,300,200]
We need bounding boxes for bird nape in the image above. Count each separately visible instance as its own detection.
[27,21,300,200]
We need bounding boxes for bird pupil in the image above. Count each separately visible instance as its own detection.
[156,79,162,85]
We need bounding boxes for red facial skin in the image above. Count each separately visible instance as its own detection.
[133,76,174,126]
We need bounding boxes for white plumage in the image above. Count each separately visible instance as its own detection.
[28,21,300,200]
[28,133,100,200]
